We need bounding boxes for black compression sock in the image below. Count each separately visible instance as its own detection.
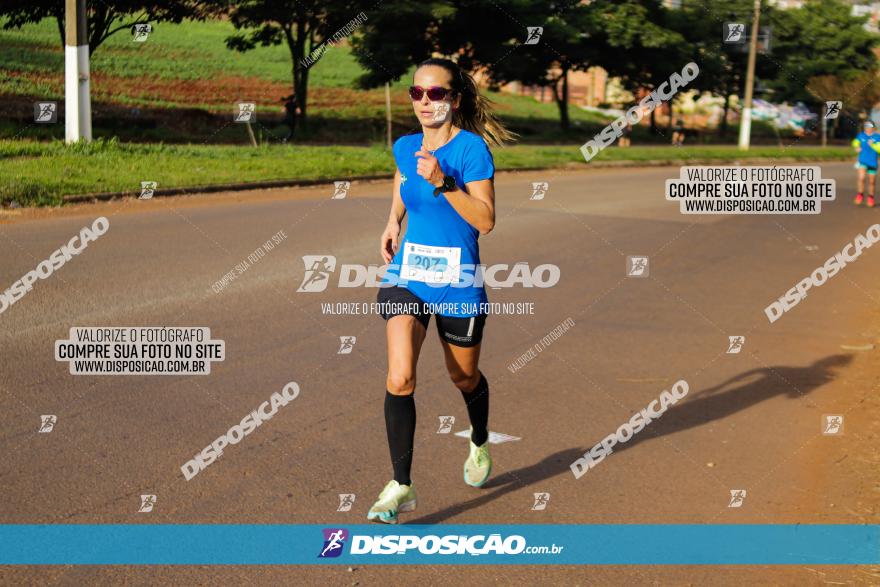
[461,374,489,447]
[384,391,416,486]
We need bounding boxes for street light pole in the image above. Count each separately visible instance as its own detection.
[65,0,92,143]
[738,0,762,151]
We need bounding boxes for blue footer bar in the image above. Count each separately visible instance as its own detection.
[0,524,876,565]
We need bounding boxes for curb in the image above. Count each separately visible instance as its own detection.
[59,156,852,204]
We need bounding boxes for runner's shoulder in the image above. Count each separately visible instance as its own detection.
[456,129,489,149]
[393,133,422,156]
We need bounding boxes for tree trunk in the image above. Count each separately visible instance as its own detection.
[296,23,307,130]
[88,4,110,55]
[650,107,657,135]
[552,68,570,132]
[56,14,65,48]
[298,65,309,130]
[385,82,392,149]
[286,22,310,131]
[720,92,730,137]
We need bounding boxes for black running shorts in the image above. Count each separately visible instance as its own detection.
[376,285,487,348]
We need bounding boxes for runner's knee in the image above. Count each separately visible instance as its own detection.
[387,371,416,395]
[449,369,480,392]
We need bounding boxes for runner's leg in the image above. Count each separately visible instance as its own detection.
[440,339,489,446]
[385,315,426,486]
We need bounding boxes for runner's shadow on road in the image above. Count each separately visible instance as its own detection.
[613,353,852,454]
[406,354,851,524]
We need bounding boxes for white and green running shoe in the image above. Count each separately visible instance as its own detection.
[367,480,417,524]
[464,437,492,487]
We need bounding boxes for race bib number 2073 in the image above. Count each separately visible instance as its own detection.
[402,242,461,284]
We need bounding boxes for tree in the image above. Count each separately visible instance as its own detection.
[597,0,691,135]
[0,0,214,55]
[420,0,599,132]
[348,0,443,89]
[221,0,366,128]
[766,0,877,104]
[808,70,880,138]
[658,0,778,137]
[351,0,685,132]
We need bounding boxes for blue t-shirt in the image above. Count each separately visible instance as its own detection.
[856,131,879,167]
[382,129,495,317]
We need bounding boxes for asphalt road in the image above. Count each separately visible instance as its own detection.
[1,162,878,585]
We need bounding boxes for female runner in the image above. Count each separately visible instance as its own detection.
[369,58,513,524]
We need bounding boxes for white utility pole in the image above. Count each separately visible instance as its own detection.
[738,0,762,151]
[65,0,92,143]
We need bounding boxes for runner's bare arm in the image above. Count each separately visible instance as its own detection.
[442,179,495,235]
[389,169,407,224]
[380,170,407,263]
[414,149,495,235]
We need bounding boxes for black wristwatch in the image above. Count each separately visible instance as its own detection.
[433,175,456,197]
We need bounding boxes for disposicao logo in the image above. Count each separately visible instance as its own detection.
[319,528,348,558]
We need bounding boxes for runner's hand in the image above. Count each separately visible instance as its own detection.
[415,150,444,187]
[380,221,400,264]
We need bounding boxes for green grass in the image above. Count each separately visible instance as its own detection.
[0,16,819,148]
[0,17,620,144]
[0,18,370,88]
[0,140,852,207]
